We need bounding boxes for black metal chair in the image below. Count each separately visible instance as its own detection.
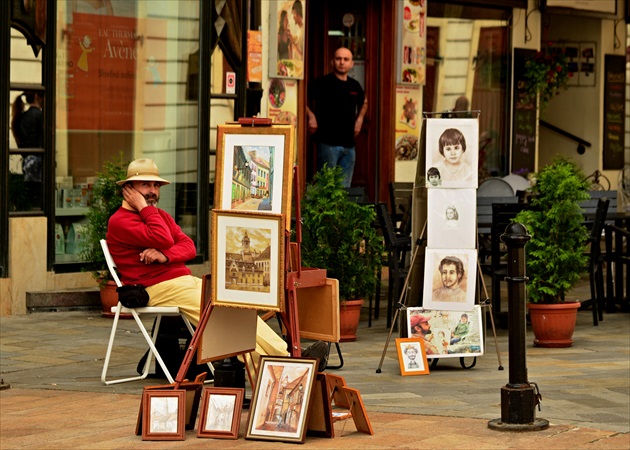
[375,202,411,328]
[583,198,610,326]
[388,182,413,234]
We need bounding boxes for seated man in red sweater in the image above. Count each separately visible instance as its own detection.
[106,159,293,366]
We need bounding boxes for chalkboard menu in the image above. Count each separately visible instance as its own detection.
[603,54,625,170]
[511,48,537,174]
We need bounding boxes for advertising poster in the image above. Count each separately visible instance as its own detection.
[247,30,263,83]
[395,84,421,161]
[268,0,305,79]
[66,13,166,130]
[396,0,427,85]
[267,78,298,127]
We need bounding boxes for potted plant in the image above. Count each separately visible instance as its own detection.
[514,158,590,347]
[300,166,383,341]
[78,154,129,318]
[522,44,573,113]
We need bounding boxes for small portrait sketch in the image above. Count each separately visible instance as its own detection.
[423,248,477,311]
[426,166,442,187]
[426,118,478,188]
[427,189,476,249]
[395,338,430,376]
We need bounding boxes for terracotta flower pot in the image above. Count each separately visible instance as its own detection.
[100,280,131,319]
[527,301,580,348]
[339,299,364,342]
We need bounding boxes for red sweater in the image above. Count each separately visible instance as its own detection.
[106,206,196,287]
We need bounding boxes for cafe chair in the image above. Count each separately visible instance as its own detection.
[583,198,609,326]
[99,239,210,385]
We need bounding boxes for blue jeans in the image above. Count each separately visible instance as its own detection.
[316,143,356,187]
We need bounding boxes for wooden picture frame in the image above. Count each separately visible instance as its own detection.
[340,387,374,435]
[296,278,340,342]
[141,389,186,441]
[214,123,294,228]
[395,337,430,376]
[326,373,350,409]
[197,387,244,439]
[136,378,205,435]
[245,356,318,443]
[306,373,334,438]
[407,306,484,358]
[212,210,285,312]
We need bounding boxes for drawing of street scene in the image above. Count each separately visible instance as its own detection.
[205,394,236,432]
[224,226,272,293]
[231,145,275,211]
[149,396,179,433]
[253,363,310,435]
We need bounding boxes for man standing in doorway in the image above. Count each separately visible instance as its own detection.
[307,47,368,187]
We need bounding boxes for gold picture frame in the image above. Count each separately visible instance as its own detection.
[214,123,294,230]
[395,337,430,376]
[211,210,285,312]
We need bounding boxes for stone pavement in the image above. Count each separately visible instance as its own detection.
[1,277,629,449]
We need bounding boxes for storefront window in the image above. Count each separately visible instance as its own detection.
[426,12,510,180]
[54,0,201,265]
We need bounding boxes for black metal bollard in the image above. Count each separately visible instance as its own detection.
[488,223,549,431]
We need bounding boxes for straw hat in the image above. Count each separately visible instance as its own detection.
[116,159,170,186]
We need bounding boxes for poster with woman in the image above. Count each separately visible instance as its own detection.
[268,0,305,79]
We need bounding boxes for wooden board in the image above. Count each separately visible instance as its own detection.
[341,387,374,435]
[306,373,334,438]
[198,305,257,364]
[326,373,350,409]
[296,278,340,342]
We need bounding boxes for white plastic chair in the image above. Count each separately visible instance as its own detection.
[100,239,210,385]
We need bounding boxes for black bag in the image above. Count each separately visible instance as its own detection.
[116,284,149,308]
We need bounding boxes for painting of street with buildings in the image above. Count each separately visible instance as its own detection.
[212,211,284,311]
[246,357,317,443]
[231,145,275,212]
[224,224,272,293]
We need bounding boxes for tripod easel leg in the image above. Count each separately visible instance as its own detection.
[477,260,504,370]
[376,224,426,373]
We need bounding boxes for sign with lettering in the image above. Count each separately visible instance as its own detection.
[511,48,536,174]
[603,54,625,170]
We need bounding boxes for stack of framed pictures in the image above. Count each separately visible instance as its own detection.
[415,117,484,360]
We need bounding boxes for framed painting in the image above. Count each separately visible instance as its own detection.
[407,306,484,359]
[212,210,284,312]
[197,387,244,439]
[214,123,295,228]
[422,248,477,311]
[395,337,430,376]
[141,389,186,441]
[425,117,479,189]
[245,356,318,443]
[136,377,206,435]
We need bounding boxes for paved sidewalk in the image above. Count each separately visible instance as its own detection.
[1,278,629,449]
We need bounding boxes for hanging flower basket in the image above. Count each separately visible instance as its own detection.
[522,45,573,112]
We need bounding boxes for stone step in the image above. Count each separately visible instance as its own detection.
[26,288,101,312]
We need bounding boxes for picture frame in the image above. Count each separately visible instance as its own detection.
[141,389,186,441]
[422,248,477,311]
[425,118,479,189]
[136,377,206,435]
[214,123,295,227]
[245,356,318,443]
[306,373,334,438]
[395,337,430,376]
[407,306,484,359]
[197,387,244,439]
[212,210,285,312]
[340,387,374,435]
